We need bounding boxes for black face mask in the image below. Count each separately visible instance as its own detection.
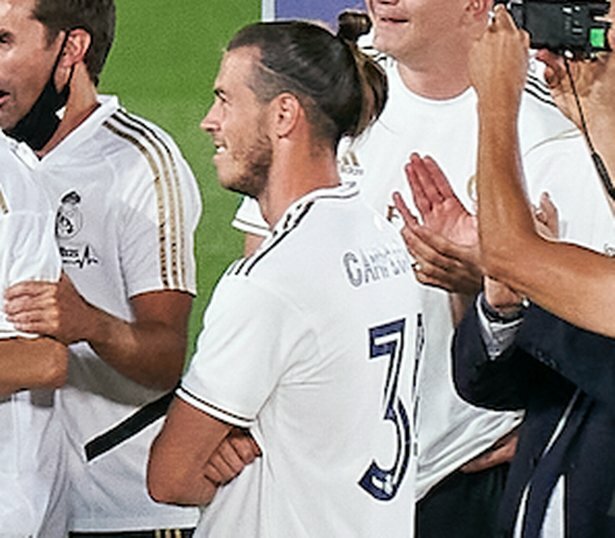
[6,32,72,151]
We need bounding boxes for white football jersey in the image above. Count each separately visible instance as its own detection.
[29,96,201,531]
[232,58,614,500]
[0,132,67,537]
[181,183,422,537]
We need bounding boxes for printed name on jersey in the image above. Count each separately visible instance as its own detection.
[103,110,190,291]
[343,242,412,288]
[338,149,364,177]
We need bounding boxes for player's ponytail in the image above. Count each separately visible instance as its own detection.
[336,10,387,139]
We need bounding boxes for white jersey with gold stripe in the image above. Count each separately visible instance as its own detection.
[0,133,67,536]
[30,96,201,532]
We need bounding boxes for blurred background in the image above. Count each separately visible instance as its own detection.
[100,0,364,356]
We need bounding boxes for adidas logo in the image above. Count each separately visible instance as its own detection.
[338,150,364,177]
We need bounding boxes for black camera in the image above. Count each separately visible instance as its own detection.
[507,0,611,56]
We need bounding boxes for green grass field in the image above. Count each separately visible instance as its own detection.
[99,0,261,354]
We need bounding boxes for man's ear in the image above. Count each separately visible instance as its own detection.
[465,0,492,21]
[60,28,92,68]
[270,92,303,138]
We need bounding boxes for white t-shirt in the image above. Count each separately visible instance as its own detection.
[0,133,67,537]
[29,96,201,532]
[181,183,422,537]
[232,59,614,499]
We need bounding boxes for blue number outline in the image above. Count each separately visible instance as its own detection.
[358,319,411,501]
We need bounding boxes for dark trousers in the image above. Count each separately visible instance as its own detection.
[416,463,509,538]
[69,529,194,538]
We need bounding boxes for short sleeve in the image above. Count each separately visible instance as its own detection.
[118,144,201,297]
[231,197,270,238]
[0,210,61,338]
[178,276,314,428]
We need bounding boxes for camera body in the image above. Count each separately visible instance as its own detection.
[507,0,611,56]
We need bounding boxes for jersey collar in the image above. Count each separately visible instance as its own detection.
[269,181,359,238]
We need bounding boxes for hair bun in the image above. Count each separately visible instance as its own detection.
[337,10,372,44]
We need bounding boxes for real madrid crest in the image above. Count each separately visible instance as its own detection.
[56,190,83,239]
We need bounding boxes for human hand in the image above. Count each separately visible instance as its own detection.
[393,154,482,295]
[203,428,261,485]
[404,153,477,246]
[461,428,519,473]
[4,273,92,344]
[536,3,615,130]
[469,5,530,110]
[533,192,559,240]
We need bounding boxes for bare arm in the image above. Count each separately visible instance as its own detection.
[4,275,191,390]
[148,397,232,506]
[0,337,68,396]
[469,6,615,338]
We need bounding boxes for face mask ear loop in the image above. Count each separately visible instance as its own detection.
[51,29,73,92]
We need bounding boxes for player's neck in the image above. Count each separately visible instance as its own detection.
[258,145,340,228]
[38,67,99,157]
[396,53,472,101]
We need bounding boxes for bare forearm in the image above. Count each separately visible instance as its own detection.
[477,104,536,264]
[5,282,193,391]
[83,308,186,390]
[148,398,232,506]
[476,104,615,337]
[0,337,67,395]
[148,440,219,506]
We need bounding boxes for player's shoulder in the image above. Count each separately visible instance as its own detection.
[100,108,181,163]
[94,98,194,189]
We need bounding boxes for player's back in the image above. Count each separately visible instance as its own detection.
[187,182,421,537]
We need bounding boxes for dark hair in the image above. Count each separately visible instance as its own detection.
[33,0,116,85]
[227,17,387,147]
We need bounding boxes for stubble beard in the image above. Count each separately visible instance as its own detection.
[226,129,273,200]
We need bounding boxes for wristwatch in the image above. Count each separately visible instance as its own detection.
[479,292,526,323]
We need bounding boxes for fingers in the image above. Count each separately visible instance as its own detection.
[461,429,519,473]
[492,4,518,32]
[203,430,261,486]
[204,440,249,485]
[402,225,482,294]
[227,429,261,463]
[392,191,419,228]
[406,154,446,213]
[533,192,559,239]
[4,281,55,302]
[422,156,456,200]
[404,158,431,218]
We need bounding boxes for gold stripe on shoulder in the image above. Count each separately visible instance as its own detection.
[114,111,186,290]
[0,187,9,215]
[103,119,170,288]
